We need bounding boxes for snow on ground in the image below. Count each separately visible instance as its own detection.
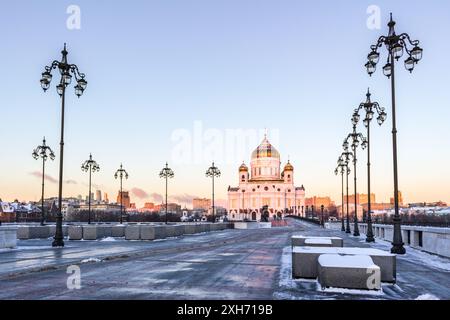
[415,294,440,300]
[100,237,116,242]
[81,258,102,263]
[317,283,384,296]
[277,246,297,290]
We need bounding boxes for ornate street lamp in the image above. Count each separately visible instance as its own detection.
[344,126,367,237]
[206,162,221,223]
[81,154,100,224]
[40,43,87,247]
[365,13,422,254]
[335,155,347,232]
[114,164,129,224]
[159,162,174,224]
[340,150,353,233]
[353,89,387,242]
[32,137,55,226]
[320,205,325,227]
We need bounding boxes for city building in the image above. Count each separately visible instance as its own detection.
[390,191,404,206]
[337,204,364,221]
[96,190,102,202]
[227,135,306,221]
[144,202,155,210]
[305,196,335,210]
[343,193,376,205]
[193,198,211,211]
[154,203,182,214]
[116,191,131,208]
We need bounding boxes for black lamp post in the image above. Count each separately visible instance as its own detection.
[335,156,347,232]
[344,124,367,237]
[320,205,325,227]
[159,162,174,224]
[206,162,221,223]
[81,154,100,224]
[32,137,55,226]
[114,164,129,224]
[40,44,87,247]
[353,89,387,242]
[341,150,353,233]
[365,13,422,254]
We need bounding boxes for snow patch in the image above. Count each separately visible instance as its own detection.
[81,257,102,263]
[415,294,440,300]
[317,282,384,296]
[100,237,116,242]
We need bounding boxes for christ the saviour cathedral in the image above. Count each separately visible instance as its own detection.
[227,135,306,221]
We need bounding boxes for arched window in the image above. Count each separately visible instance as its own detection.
[241,175,245,181]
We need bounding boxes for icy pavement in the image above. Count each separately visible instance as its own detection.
[0,219,448,300]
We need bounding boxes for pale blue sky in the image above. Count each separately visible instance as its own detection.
[1,0,449,207]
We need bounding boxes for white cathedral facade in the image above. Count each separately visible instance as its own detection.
[227,136,306,221]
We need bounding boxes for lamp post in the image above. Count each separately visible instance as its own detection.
[81,154,100,224]
[114,164,129,224]
[344,124,367,237]
[40,44,87,247]
[320,205,324,227]
[341,150,353,233]
[335,156,347,232]
[159,162,174,224]
[353,89,387,242]
[206,162,221,223]
[365,13,422,254]
[32,137,55,226]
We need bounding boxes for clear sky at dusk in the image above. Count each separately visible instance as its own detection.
[1,0,449,207]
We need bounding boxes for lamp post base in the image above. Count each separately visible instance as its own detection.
[366,234,375,242]
[353,221,360,237]
[391,243,406,254]
[52,239,65,247]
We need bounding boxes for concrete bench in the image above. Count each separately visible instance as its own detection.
[17,226,51,239]
[164,225,177,238]
[172,225,185,237]
[111,225,126,237]
[82,225,112,240]
[292,246,396,282]
[291,236,343,248]
[183,224,195,234]
[317,254,381,290]
[304,238,333,247]
[68,225,83,240]
[82,225,103,240]
[140,225,167,240]
[125,225,140,240]
[0,227,17,249]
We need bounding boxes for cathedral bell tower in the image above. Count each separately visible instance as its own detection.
[283,160,294,184]
[239,162,249,183]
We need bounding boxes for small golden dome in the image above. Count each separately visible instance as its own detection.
[239,162,248,171]
[284,160,294,171]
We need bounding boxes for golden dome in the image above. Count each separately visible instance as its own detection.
[239,162,248,171]
[251,136,280,159]
[284,160,294,171]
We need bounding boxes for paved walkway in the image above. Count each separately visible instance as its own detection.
[0,219,448,299]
